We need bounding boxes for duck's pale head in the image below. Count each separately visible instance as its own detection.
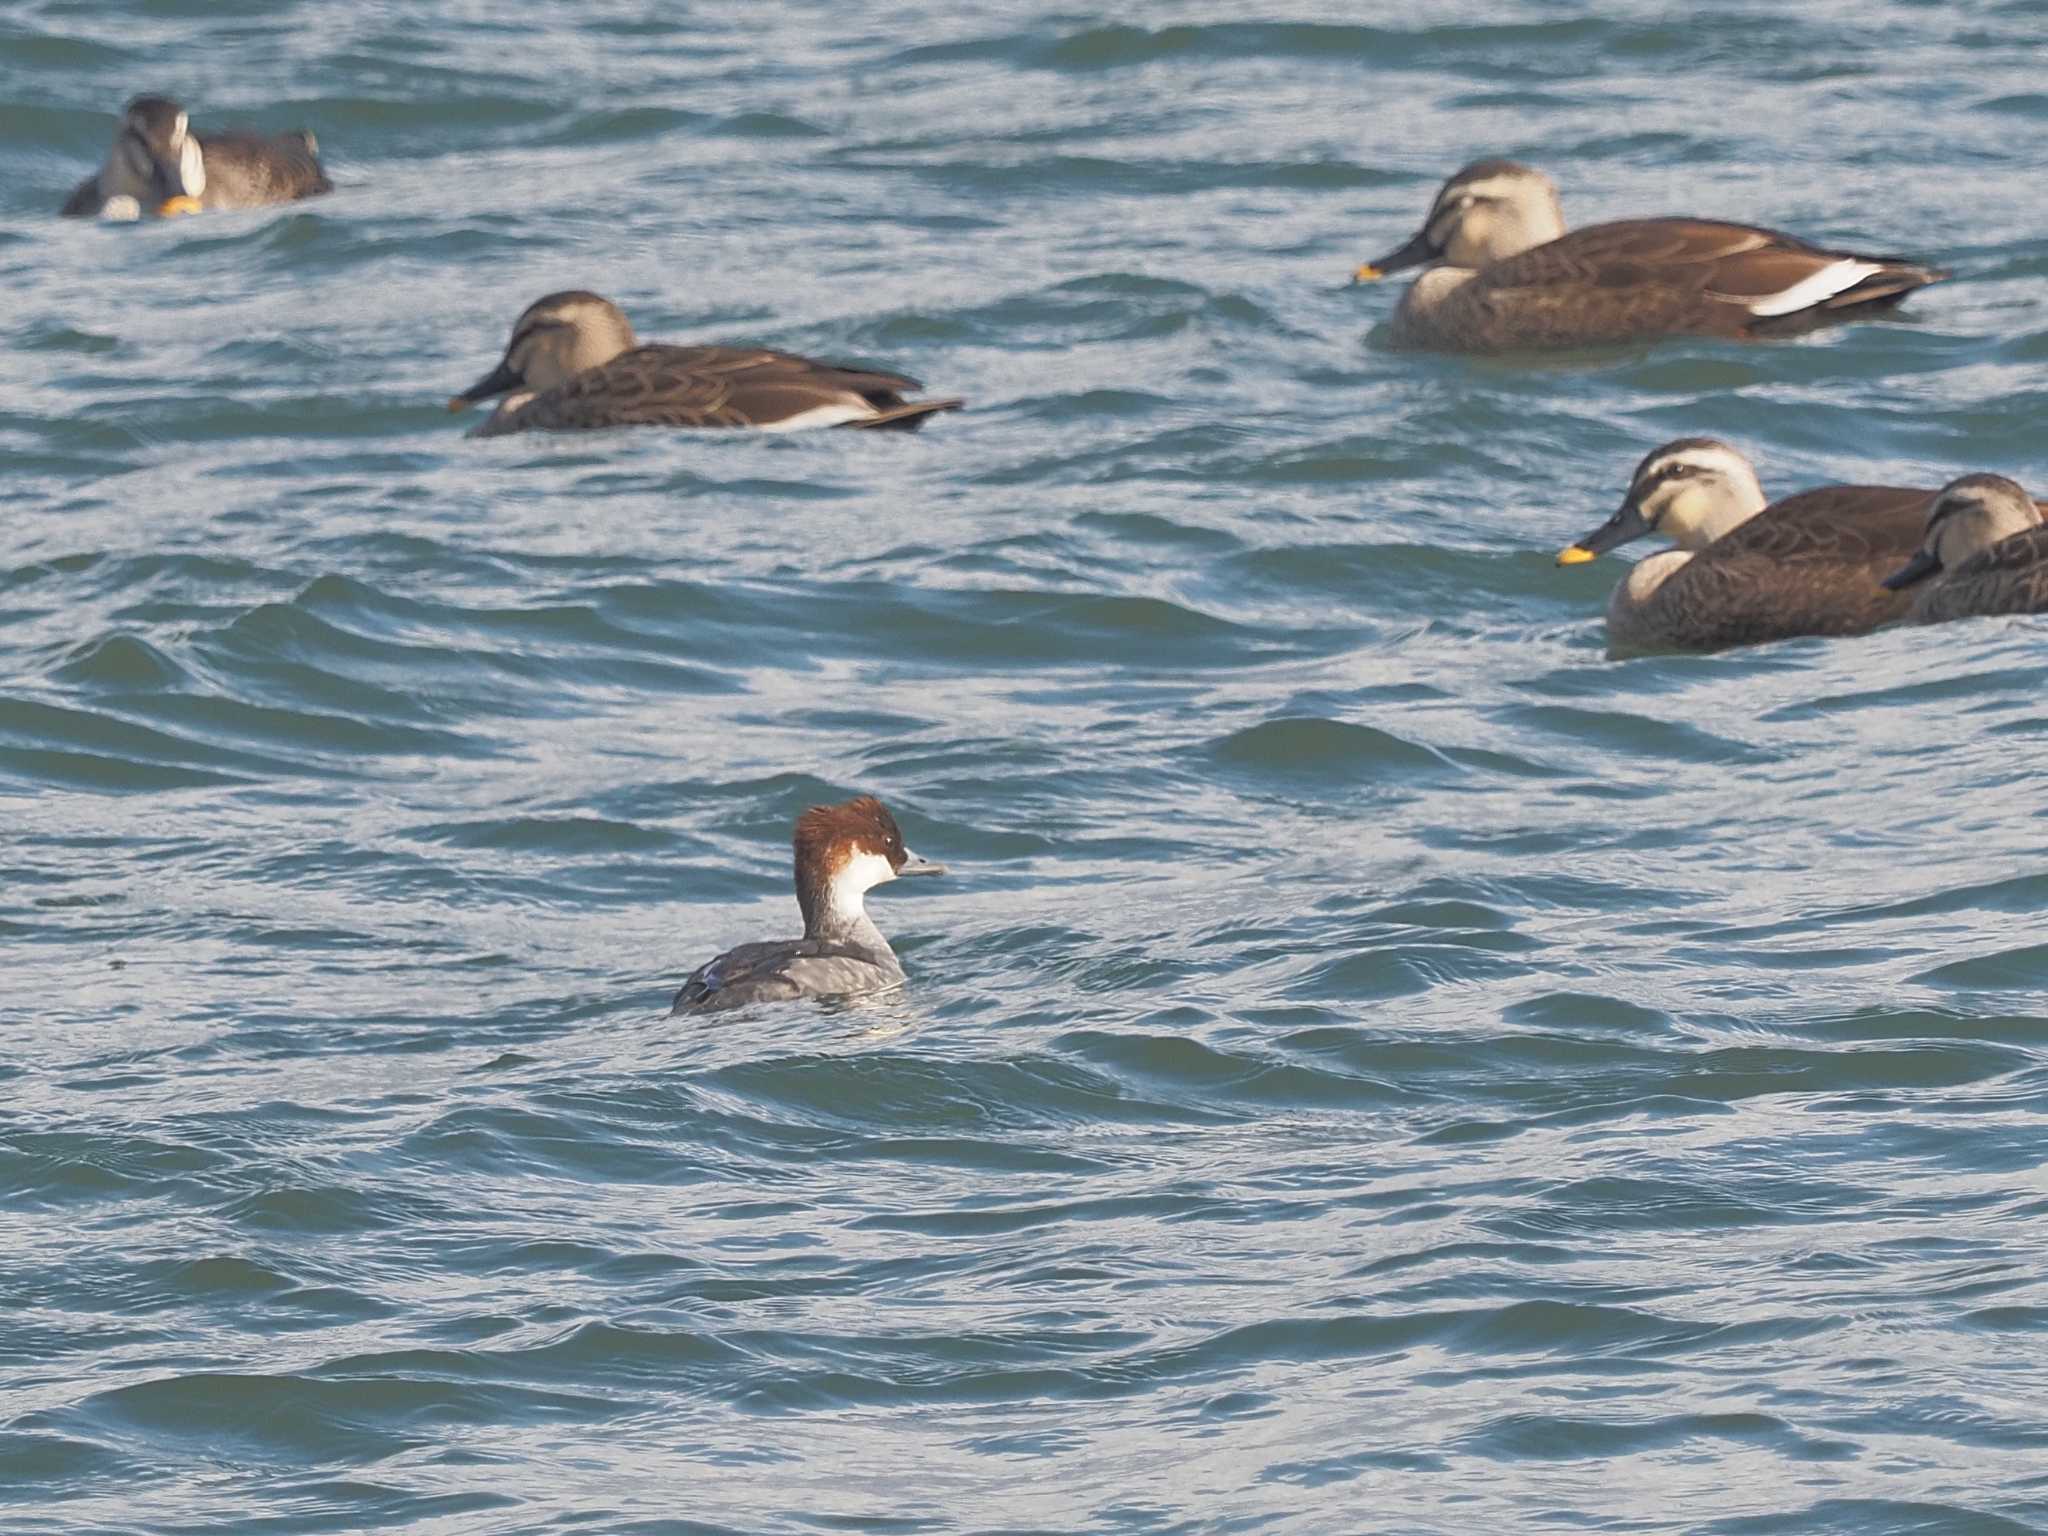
[1355,159,1565,282]
[1558,438,1768,565]
[103,95,205,217]
[447,290,639,412]
[1882,473,2042,591]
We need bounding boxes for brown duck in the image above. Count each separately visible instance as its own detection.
[1557,438,1942,654]
[61,95,330,219]
[449,291,964,437]
[1354,160,1945,352]
[1882,474,2048,624]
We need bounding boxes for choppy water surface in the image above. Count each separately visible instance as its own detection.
[5,3,2048,1532]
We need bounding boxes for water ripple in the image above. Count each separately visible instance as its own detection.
[5,1,2048,1532]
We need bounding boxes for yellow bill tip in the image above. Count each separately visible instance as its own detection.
[446,396,471,413]
[157,195,202,217]
[1555,545,1597,567]
[1351,263,1384,284]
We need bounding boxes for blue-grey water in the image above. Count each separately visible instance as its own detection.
[5,3,2048,1532]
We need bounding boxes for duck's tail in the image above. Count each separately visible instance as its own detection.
[842,397,966,431]
[1822,258,1949,313]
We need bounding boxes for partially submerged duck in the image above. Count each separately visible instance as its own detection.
[1354,160,1945,352]
[671,796,947,1015]
[449,291,964,437]
[1882,474,2048,624]
[61,95,330,219]
[1557,438,1937,653]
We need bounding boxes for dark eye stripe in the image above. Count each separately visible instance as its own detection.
[1635,462,1702,494]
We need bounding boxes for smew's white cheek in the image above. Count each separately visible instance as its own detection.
[832,850,897,905]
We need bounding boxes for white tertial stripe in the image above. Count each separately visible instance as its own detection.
[1739,259,1882,318]
[180,137,206,197]
[757,401,876,433]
